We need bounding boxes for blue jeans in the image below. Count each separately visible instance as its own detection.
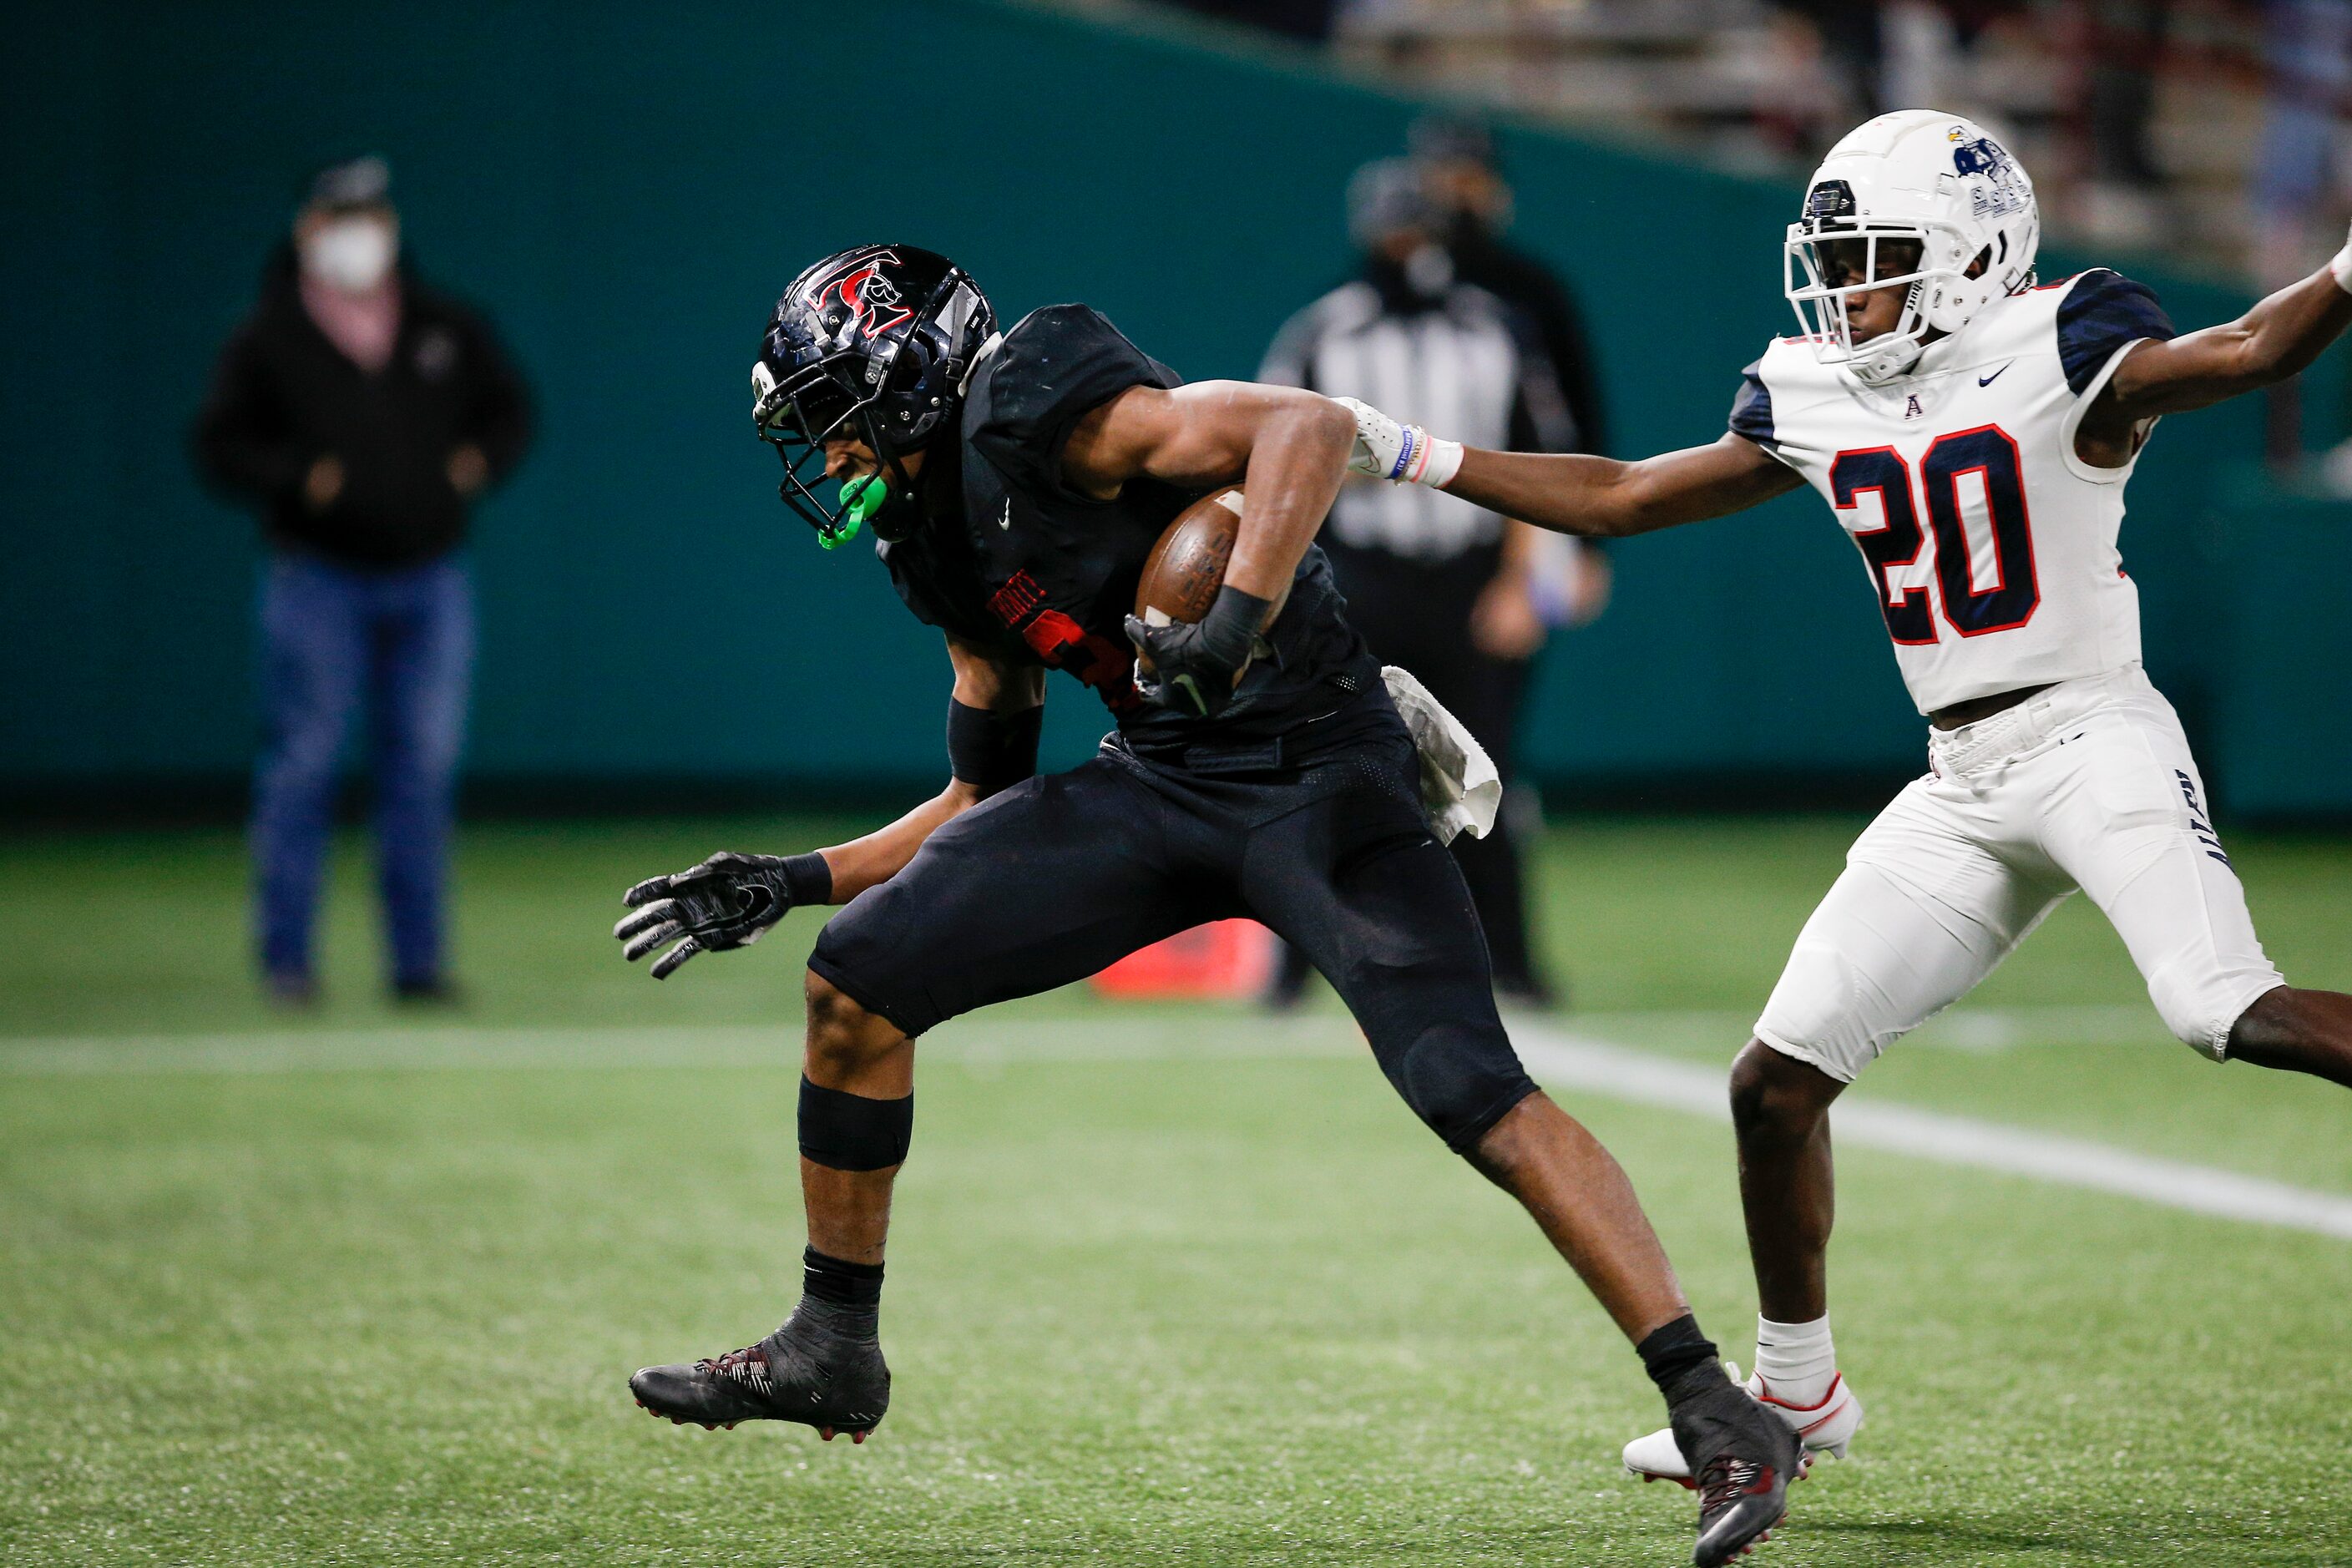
[252,552,474,986]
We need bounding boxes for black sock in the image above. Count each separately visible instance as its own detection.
[802,1246,884,1309]
[1637,1313,1727,1404]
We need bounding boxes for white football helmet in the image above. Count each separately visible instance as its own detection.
[1784,109,2040,386]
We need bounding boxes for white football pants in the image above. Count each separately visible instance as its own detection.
[1755,665,2285,1081]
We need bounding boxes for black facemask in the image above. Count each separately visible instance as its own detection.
[1363,243,1453,314]
[1440,208,1494,252]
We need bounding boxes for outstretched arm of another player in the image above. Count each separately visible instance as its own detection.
[614,637,1043,977]
[1450,434,1804,538]
[2091,243,2352,433]
[1340,395,1802,538]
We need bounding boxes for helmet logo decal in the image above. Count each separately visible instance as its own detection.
[1951,136,2029,219]
[804,250,914,344]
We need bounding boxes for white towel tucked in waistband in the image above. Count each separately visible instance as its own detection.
[1381,665,1500,846]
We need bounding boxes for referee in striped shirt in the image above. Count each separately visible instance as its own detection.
[1259,158,1606,1008]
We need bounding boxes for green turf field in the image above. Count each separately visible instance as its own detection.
[4,817,2349,1565]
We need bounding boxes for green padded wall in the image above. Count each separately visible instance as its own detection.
[3,0,2331,812]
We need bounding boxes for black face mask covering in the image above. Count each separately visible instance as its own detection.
[1363,245,1453,315]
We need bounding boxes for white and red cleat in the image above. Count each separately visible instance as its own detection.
[1625,1368,1862,1489]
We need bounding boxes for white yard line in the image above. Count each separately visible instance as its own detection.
[0,1017,1353,1078]
[1573,1004,2162,1053]
[1510,1023,2352,1242]
[4,1014,2348,1241]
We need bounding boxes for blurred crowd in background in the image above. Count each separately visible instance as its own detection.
[1129,0,2352,295]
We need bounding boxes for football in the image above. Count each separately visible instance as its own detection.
[1132,488,1291,675]
[1136,487,1248,630]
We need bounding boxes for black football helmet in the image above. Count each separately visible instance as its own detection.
[753,245,996,547]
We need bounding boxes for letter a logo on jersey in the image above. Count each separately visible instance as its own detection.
[1904,394,1924,419]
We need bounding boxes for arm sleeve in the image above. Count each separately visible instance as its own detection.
[966,305,1181,494]
[457,308,534,483]
[945,696,1043,797]
[1727,358,1778,451]
[2056,271,2176,397]
[190,324,308,503]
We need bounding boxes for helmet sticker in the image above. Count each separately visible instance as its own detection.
[1804,180,1857,222]
[803,250,915,345]
[1950,136,2029,219]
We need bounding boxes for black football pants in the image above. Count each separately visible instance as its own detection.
[1284,539,1545,997]
[809,724,1538,1152]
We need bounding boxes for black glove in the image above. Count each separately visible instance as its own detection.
[613,851,830,979]
[1123,584,1272,720]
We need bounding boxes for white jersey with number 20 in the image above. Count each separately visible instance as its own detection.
[1731,269,2176,714]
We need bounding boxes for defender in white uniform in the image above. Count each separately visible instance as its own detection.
[1343,109,2352,1483]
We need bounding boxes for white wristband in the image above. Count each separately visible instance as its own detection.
[2332,237,2352,295]
[1394,426,1464,488]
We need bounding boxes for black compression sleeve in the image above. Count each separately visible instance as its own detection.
[946,699,1043,798]
[1636,1313,1726,1403]
[1195,584,1273,672]
[781,852,832,906]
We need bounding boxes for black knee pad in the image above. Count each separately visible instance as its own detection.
[1387,1023,1538,1153]
[799,1077,913,1171]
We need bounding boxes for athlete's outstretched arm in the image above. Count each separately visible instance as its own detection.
[1444,433,1804,539]
[2095,260,2352,425]
[1060,380,1356,599]
[816,636,1044,903]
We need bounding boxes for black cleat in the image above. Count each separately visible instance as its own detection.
[1672,1377,1808,1566]
[629,1297,889,1439]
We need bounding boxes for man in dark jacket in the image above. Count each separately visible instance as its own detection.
[194,156,530,1003]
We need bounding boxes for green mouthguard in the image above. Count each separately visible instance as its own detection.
[823,473,889,549]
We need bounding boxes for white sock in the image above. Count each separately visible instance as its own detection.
[1753,1315,1838,1408]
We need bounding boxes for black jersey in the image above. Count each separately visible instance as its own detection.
[878,304,1383,766]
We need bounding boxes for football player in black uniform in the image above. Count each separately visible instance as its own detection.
[613,246,1799,1565]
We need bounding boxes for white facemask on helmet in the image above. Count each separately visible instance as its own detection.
[1784,109,2040,387]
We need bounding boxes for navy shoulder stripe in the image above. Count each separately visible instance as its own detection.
[1728,358,1776,449]
[2056,270,2175,397]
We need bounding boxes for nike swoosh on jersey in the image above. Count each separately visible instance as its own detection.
[1000,499,1013,530]
[1978,362,2013,387]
